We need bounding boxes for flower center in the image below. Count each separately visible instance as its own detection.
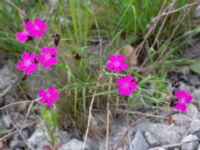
[46,91,51,98]
[123,83,129,88]
[179,97,186,104]
[24,59,31,67]
[45,53,51,60]
[114,61,120,67]
[35,25,40,30]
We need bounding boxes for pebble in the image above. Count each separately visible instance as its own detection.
[181,134,199,150]
[130,131,149,150]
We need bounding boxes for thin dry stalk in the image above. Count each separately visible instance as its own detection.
[149,139,200,150]
[105,77,113,150]
[82,74,103,150]
[0,98,39,111]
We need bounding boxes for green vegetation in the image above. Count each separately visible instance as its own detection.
[0,0,199,135]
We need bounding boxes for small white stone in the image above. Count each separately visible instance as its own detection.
[181,134,199,150]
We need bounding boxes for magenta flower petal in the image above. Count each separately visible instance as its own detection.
[130,82,137,90]
[41,46,49,53]
[24,21,35,32]
[174,103,187,112]
[48,86,59,99]
[113,67,121,73]
[175,90,192,104]
[31,30,43,38]
[38,89,47,103]
[34,18,47,31]
[47,98,55,106]
[120,63,128,70]
[16,61,24,70]
[118,87,131,96]
[38,89,46,97]
[21,52,30,60]
[116,55,124,61]
[16,32,28,43]
[106,63,114,70]
[37,54,45,62]
[124,75,132,82]
[24,63,37,75]
[49,48,58,55]
[116,78,124,86]
[108,55,116,62]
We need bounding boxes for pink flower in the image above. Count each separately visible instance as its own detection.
[106,55,128,73]
[174,90,192,112]
[16,21,31,43]
[16,18,47,42]
[26,18,47,38]
[16,52,37,75]
[38,86,59,106]
[116,75,137,96]
[37,46,58,68]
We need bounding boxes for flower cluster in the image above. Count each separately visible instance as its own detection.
[170,82,192,112]
[16,46,58,75]
[106,54,137,96]
[16,18,59,106]
[16,18,47,43]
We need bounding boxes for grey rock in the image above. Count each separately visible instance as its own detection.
[186,104,198,118]
[130,131,149,150]
[189,74,200,86]
[3,95,16,111]
[57,130,71,144]
[10,140,26,150]
[198,144,200,150]
[179,82,191,92]
[181,134,199,150]
[192,88,200,106]
[0,65,17,98]
[134,122,186,144]
[172,114,190,127]
[145,131,159,146]
[189,120,200,134]
[4,95,15,105]
[28,129,48,148]
[58,139,90,150]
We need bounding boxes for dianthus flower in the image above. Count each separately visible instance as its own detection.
[16,18,47,42]
[174,90,192,112]
[116,75,137,96]
[38,86,59,106]
[106,54,128,73]
[26,18,47,38]
[37,46,58,68]
[16,52,37,75]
